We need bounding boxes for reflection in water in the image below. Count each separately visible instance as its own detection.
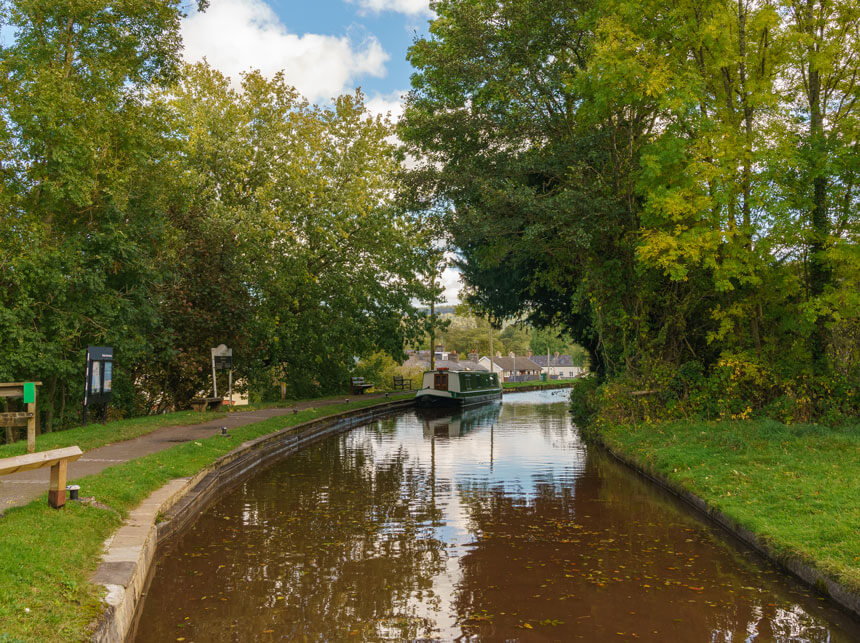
[417,402,501,439]
[135,391,860,641]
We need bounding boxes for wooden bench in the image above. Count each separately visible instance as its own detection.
[0,446,83,508]
[393,375,412,391]
[190,397,224,412]
[350,377,373,395]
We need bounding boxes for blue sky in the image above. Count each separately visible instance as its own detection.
[181,0,434,117]
[268,0,429,94]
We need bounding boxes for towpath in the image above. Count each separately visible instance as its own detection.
[0,393,392,513]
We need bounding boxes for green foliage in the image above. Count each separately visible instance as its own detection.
[422,314,589,364]
[0,0,186,427]
[571,353,859,428]
[0,1,430,430]
[402,0,860,420]
[568,376,602,430]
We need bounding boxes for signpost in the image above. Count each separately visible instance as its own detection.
[0,382,41,453]
[83,346,113,425]
[211,345,233,406]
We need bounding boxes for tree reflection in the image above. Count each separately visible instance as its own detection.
[137,431,447,641]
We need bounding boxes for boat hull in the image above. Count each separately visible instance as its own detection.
[415,389,502,408]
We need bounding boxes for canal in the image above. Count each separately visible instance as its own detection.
[134,390,860,641]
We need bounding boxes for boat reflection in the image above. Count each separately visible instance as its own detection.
[417,401,502,438]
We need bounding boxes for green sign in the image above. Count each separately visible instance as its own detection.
[23,382,36,404]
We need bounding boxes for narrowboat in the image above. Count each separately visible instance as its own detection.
[415,368,502,407]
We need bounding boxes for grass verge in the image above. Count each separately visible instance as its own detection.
[591,418,860,596]
[0,395,411,642]
[0,392,394,459]
[0,411,227,460]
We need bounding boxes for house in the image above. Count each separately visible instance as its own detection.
[530,352,585,380]
[478,354,542,382]
[403,349,487,373]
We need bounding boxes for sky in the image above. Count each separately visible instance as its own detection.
[181,0,463,304]
[181,0,431,121]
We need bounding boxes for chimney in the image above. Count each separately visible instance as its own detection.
[527,350,533,358]
[468,351,478,362]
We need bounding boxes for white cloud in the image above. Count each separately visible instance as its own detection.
[440,264,463,304]
[182,0,389,103]
[364,89,407,121]
[349,0,433,16]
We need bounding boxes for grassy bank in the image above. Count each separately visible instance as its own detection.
[592,418,860,595]
[0,392,392,459]
[0,410,228,460]
[502,378,578,390]
[0,395,411,642]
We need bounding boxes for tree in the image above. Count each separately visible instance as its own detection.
[401,0,681,377]
[403,0,860,417]
[166,64,432,399]
[0,0,187,425]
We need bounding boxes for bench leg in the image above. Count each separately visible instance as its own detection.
[48,459,68,509]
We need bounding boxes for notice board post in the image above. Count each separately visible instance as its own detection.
[83,346,113,425]
[211,345,233,406]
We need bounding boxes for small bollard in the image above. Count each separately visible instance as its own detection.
[66,484,80,501]
[220,426,229,437]
[292,408,298,414]
[345,399,349,404]
[385,392,389,398]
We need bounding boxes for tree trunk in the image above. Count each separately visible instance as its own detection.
[59,383,67,430]
[44,375,57,433]
[806,10,830,372]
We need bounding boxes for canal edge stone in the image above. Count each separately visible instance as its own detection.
[591,436,860,620]
[88,398,415,643]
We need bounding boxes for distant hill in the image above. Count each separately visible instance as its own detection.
[416,305,457,316]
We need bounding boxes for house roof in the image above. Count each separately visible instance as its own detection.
[483,355,542,372]
[531,354,576,367]
[437,359,487,371]
[403,358,488,372]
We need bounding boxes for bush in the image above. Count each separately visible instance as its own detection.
[353,352,424,390]
[568,376,601,430]
[574,352,860,431]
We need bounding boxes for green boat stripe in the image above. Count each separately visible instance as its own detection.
[417,389,501,399]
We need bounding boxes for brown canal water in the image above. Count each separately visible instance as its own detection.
[134,390,860,641]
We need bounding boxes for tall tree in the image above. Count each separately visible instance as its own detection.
[167,64,431,399]
[0,0,187,425]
